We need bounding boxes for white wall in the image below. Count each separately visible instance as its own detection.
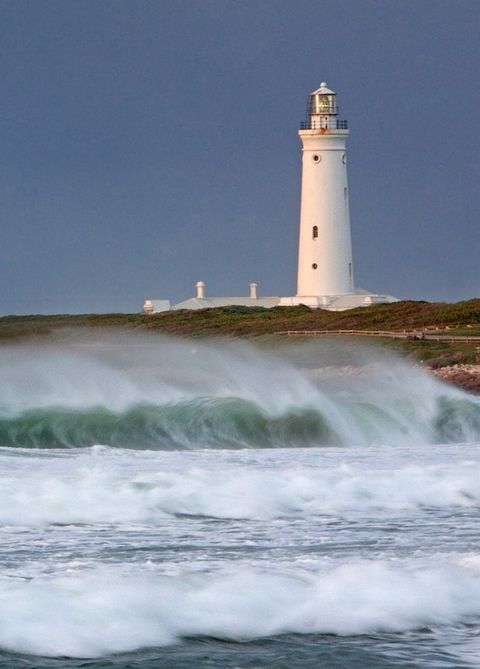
[296,130,354,296]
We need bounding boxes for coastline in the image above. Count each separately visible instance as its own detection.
[430,364,480,395]
[0,302,479,395]
[305,363,480,396]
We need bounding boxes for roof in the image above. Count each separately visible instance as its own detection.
[279,290,400,311]
[171,296,281,311]
[324,291,399,311]
[311,82,336,96]
[145,299,171,313]
[145,292,399,314]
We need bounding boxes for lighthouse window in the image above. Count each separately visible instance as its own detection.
[312,154,321,163]
[312,226,318,239]
[312,263,318,269]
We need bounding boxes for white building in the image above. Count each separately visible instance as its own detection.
[143,283,279,314]
[144,81,398,314]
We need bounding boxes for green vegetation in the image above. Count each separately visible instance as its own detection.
[1,299,480,369]
[384,338,479,368]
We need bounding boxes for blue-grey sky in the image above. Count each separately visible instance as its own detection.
[1,0,479,314]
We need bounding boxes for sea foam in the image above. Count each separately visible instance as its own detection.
[1,561,480,657]
[0,448,479,525]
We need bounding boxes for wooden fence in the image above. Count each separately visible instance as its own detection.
[275,329,480,344]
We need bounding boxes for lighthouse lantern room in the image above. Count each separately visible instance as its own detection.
[305,82,339,126]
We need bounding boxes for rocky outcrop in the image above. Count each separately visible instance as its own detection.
[430,364,480,395]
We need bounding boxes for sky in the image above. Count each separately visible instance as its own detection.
[0,0,479,314]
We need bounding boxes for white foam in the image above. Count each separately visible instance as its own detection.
[1,561,480,657]
[0,334,320,416]
[0,451,479,525]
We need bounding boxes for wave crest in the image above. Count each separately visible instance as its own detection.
[1,333,480,449]
[1,394,480,449]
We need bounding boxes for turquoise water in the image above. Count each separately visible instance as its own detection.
[0,334,480,668]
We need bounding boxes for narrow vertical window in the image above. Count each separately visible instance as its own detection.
[344,187,348,204]
[349,262,352,278]
[312,226,318,239]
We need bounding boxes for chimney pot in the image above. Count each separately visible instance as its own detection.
[195,281,205,299]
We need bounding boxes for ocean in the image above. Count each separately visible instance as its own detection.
[0,332,479,668]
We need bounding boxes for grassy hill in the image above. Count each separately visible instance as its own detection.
[0,300,479,368]
[1,299,480,340]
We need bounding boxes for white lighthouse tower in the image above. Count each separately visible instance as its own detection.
[296,82,353,304]
[280,81,398,310]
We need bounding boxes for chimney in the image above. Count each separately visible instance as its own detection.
[249,282,258,299]
[195,281,205,299]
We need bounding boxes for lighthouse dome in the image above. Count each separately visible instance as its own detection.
[311,82,336,95]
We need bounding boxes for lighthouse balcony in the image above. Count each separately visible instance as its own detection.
[300,119,348,130]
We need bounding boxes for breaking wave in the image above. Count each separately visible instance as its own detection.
[0,400,336,450]
[2,560,480,657]
[0,396,480,449]
[0,332,479,449]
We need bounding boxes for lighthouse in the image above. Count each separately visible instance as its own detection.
[279,81,397,310]
[296,82,353,304]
